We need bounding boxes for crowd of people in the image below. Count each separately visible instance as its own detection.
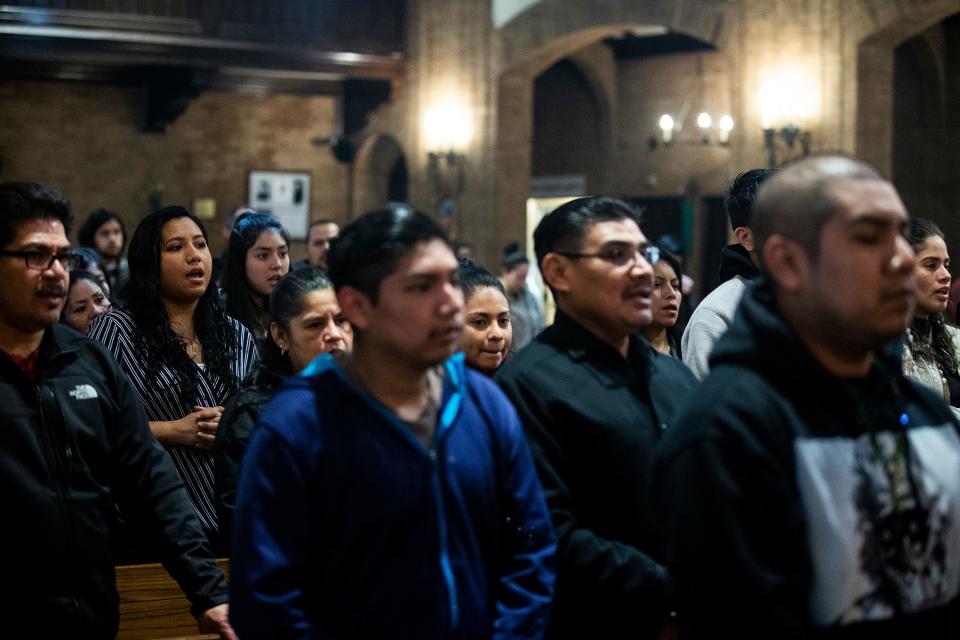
[2,152,960,639]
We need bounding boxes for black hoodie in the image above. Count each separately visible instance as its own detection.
[717,242,761,283]
[652,278,960,639]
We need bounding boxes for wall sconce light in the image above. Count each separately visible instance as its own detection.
[758,69,816,166]
[423,102,472,210]
[652,111,733,149]
[659,114,674,144]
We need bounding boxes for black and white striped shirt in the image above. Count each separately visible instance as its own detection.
[89,307,259,533]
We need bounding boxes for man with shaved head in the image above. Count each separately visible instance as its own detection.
[652,155,960,638]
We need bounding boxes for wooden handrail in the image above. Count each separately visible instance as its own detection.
[115,559,229,640]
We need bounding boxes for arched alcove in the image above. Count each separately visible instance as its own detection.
[492,0,728,256]
[532,59,606,193]
[855,0,960,175]
[352,134,408,218]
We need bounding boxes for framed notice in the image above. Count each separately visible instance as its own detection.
[248,171,311,239]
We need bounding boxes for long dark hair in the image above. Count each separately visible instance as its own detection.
[908,217,957,374]
[261,268,334,375]
[654,244,684,357]
[223,213,289,336]
[121,206,239,399]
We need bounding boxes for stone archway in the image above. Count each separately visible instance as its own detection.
[856,0,960,175]
[491,0,729,258]
[352,134,408,218]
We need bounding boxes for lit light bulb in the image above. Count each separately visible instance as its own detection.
[718,115,734,143]
[659,114,674,143]
[697,112,712,129]
[423,102,473,152]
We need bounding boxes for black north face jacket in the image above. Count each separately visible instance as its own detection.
[0,324,227,638]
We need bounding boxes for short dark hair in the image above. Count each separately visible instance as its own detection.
[223,213,290,335]
[502,241,529,271]
[261,267,335,375]
[752,155,886,262]
[725,168,775,231]
[308,218,338,231]
[71,246,103,271]
[77,208,126,251]
[0,182,73,249]
[459,259,507,301]
[327,206,449,304]
[533,196,642,269]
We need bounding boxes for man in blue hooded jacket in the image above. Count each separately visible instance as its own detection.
[230,206,557,639]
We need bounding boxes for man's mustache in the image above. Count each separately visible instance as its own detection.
[39,283,66,296]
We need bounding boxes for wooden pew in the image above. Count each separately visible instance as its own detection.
[115,559,229,640]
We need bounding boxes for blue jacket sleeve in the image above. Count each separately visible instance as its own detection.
[229,399,330,639]
[489,392,557,639]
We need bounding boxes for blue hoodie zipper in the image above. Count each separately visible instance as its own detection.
[303,352,467,632]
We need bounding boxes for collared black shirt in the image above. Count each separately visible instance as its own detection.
[496,310,697,639]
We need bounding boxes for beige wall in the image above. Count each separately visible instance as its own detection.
[0,81,346,257]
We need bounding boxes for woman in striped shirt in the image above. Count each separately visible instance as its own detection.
[89,206,258,552]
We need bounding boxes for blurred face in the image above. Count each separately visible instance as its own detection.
[462,286,512,372]
[94,219,124,259]
[245,229,290,300]
[159,217,213,305]
[307,222,339,270]
[550,218,654,341]
[800,180,914,349]
[274,288,353,372]
[344,239,463,370]
[503,263,528,294]
[0,219,70,336]
[62,278,110,334]
[650,260,681,330]
[913,234,951,319]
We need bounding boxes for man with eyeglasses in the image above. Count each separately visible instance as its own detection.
[496,196,697,639]
[0,182,236,639]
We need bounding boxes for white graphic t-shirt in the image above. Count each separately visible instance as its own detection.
[795,424,960,626]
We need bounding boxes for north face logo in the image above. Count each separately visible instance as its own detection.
[68,384,98,400]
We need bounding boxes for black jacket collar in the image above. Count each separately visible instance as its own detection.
[717,243,761,283]
[545,310,651,386]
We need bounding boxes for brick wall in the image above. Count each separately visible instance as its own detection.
[0,80,347,256]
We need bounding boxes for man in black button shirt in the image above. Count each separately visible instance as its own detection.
[496,196,697,639]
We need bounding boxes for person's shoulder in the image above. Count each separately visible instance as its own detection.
[495,329,565,383]
[462,365,513,407]
[945,323,960,350]
[95,307,135,332]
[649,348,697,385]
[690,277,747,318]
[226,316,255,342]
[49,324,127,380]
[660,363,787,455]
[255,374,330,446]
[899,372,959,426]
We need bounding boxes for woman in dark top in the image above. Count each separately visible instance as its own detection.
[214,267,352,532]
[89,206,258,548]
[223,213,290,341]
[901,217,960,419]
[640,246,684,358]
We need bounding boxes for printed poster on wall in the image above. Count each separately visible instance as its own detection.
[248,171,310,239]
